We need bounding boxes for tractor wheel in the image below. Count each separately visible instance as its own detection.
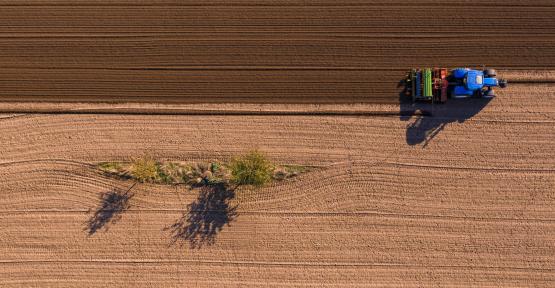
[484,69,497,77]
[483,89,496,98]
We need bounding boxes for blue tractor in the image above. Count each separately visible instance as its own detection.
[405,67,508,102]
[450,68,508,98]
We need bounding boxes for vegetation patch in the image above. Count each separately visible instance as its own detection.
[98,162,123,173]
[97,151,311,187]
[282,164,311,176]
[131,156,165,183]
[229,150,274,186]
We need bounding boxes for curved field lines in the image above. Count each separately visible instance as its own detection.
[1,107,552,286]
[0,159,553,286]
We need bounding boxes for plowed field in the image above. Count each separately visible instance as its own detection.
[1,0,555,104]
[1,1,554,287]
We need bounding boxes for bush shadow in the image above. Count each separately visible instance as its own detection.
[399,85,492,147]
[85,183,136,236]
[166,183,238,248]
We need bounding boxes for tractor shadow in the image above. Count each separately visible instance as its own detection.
[399,88,492,147]
[166,183,238,248]
[85,184,136,236]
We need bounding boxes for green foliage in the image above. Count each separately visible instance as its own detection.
[210,162,221,173]
[131,156,163,183]
[98,162,123,172]
[180,165,198,184]
[229,151,274,186]
[161,162,187,184]
[158,170,173,184]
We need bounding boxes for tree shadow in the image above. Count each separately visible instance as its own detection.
[166,183,238,248]
[399,84,492,147]
[85,183,135,236]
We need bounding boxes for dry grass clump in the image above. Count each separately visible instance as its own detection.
[156,161,230,186]
[160,162,180,179]
[273,164,308,180]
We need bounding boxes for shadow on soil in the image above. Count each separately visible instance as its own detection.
[85,183,136,236]
[398,87,492,147]
[166,183,238,248]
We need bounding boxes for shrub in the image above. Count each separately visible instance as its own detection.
[131,156,162,183]
[229,151,274,186]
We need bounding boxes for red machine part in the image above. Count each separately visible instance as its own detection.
[432,68,448,103]
[440,69,448,103]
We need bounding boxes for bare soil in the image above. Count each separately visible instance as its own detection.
[1,84,554,286]
[0,1,555,104]
[1,1,554,287]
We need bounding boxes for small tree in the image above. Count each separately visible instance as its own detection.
[131,156,161,183]
[229,151,274,186]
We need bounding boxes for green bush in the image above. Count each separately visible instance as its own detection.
[229,151,274,186]
[131,156,163,183]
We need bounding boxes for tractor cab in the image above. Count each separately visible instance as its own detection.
[464,69,484,91]
[464,69,499,89]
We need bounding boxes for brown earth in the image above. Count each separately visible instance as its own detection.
[1,86,554,287]
[1,1,555,287]
[1,0,555,104]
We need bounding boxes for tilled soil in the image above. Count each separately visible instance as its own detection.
[1,1,555,287]
[1,86,554,287]
[0,0,555,104]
